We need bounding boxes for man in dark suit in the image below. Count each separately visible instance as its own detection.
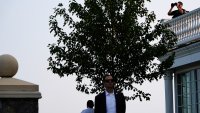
[94,74,126,113]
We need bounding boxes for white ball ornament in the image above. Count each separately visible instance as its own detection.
[0,54,18,78]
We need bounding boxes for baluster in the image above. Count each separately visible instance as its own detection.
[186,16,189,38]
[186,16,188,38]
[173,21,176,33]
[177,20,179,34]
[192,14,195,37]
[180,19,183,37]
[193,14,196,37]
[195,13,198,36]
[198,11,200,36]
[190,15,193,38]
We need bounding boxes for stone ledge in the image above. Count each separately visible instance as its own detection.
[0,78,38,91]
[0,91,41,98]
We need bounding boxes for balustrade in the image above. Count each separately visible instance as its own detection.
[165,7,200,45]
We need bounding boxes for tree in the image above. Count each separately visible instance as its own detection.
[48,0,177,101]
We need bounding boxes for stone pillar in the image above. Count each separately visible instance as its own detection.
[164,71,174,113]
[0,54,42,113]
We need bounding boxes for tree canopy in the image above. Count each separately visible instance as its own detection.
[48,0,177,101]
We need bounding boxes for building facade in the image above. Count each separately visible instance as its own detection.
[162,7,200,113]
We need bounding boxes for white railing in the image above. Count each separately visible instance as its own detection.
[165,7,200,45]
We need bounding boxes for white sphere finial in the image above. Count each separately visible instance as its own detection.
[0,54,18,78]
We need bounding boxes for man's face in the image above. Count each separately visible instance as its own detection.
[104,75,115,90]
[177,3,182,8]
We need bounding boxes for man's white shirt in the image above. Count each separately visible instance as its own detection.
[105,91,116,113]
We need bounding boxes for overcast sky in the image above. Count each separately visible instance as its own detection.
[0,0,200,113]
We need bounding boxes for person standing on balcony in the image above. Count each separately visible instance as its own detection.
[168,1,187,18]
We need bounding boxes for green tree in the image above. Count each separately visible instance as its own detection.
[48,0,177,101]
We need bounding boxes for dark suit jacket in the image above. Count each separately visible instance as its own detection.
[94,91,126,113]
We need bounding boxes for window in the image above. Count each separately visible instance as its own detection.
[177,69,200,113]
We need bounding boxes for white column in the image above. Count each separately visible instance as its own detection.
[164,71,174,113]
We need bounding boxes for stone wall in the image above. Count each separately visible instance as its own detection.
[0,98,38,113]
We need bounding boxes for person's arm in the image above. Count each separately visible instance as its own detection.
[168,7,174,15]
[94,96,99,113]
[122,93,126,113]
[117,92,126,113]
